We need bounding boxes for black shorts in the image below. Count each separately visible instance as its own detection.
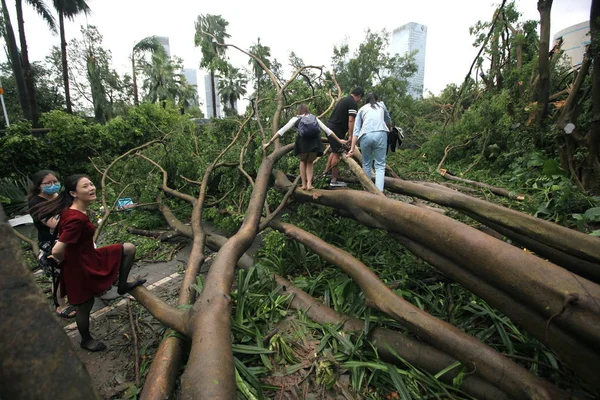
[326,123,345,153]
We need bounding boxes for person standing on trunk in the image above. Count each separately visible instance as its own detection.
[264,104,346,190]
[324,87,364,187]
[347,93,392,192]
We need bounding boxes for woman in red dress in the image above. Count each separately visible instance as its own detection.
[33,174,145,351]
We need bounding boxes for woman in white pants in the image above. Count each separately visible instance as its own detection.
[347,93,391,191]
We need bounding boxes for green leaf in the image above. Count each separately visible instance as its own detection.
[387,364,413,399]
[434,361,461,379]
[542,159,567,177]
[590,230,600,237]
[583,207,600,222]
[232,344,274,355]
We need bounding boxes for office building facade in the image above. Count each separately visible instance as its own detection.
[391,22,427,98]
[157,36,171,58]
[204,74,222,118]
[554,21,590,68]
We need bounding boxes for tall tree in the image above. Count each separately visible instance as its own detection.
[587,0,600,193]
[131,36,166,106]
[141,51,198,112]
[52,0,90,114]
[194,13,230,118]
[217,64,247,115]
[15,0,56,126]
[248,37,271,96]
[0,0,30,119]
[536,0,553,123]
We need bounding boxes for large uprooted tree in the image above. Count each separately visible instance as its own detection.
[2,2,600,400]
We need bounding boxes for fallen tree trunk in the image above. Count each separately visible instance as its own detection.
[1,206,100,400]
[382,176,600,280]
[139,114,252,400]
[267,220,566,399]
[274,171,600,354]
[391,232,600,389]
[179,144,295,399]
[204,231,510,400]
[333,205,600,387]
[436,144,525,200]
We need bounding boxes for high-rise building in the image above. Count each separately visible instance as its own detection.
[157,36,171,57]
[204,74,221,118]
[183,68,200,104]
[554,21,590,68]
[391,22,427,98]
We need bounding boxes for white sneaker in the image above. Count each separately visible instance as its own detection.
[329,181,348,187]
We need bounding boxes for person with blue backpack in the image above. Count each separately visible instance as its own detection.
[264,104,346,190]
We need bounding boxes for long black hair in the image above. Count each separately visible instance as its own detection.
[27,170,59,201]
[365,92,379,108]
[31,174,89,221]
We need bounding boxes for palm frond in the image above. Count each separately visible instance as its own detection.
[0,177,31,216]
[133,36,166,56]
[26,0,57,32]
[54,0,90,20]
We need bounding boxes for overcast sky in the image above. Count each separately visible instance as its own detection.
[4,0,592,114]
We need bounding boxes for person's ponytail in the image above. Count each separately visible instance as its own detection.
[365,92,379,109]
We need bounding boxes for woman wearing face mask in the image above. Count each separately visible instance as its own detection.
[28,170,76,319]
[33,174,146,351]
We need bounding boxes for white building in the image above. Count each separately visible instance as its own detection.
[157,36,171,58]
[204,74,222,118]
[391,22,427,99]
[554,21,590,68]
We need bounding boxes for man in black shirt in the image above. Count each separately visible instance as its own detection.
[325,87,364,186]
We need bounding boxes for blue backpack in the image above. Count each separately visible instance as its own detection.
[297,114,321,139]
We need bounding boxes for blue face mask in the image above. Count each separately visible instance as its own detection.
[42,183,61,195]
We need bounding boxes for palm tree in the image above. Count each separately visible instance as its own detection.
[217,65,247,115]
[194,14,230,118]
[15,0,56,125]
[131,36,166,106]
[0,0,30,119]
[248,37,271,96]
[52,0,90,114]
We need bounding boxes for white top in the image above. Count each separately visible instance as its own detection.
[277,114,335,137]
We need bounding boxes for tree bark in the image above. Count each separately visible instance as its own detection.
[583,0,600,193]
[0,206,99,399]
[390,233,600,388]
[536,0,553,123]
[267,219,566,399]
[178,144,294,399]
[132,56,139,106]
[210,69,217,118]
[58,12,72,114]
[0,0,30,119]
[15,0,39,126]
[204,230,511,400]
[274,172,600,354]
[381,176,600,274]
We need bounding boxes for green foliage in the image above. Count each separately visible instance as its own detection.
[0,175,30,215]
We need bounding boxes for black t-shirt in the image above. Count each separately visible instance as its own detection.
[28,196,57,243]
[326,95,359,136]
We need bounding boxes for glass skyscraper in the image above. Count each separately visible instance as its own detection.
[391,22,427,98]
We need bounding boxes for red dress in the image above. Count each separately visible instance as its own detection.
[58,208,122,304]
